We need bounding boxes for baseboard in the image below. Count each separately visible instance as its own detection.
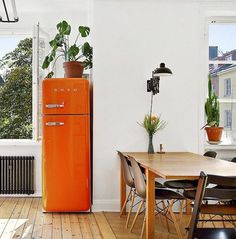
[92,199,120,212]
[0,192,42,197]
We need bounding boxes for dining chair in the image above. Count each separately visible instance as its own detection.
[118,151,166,228]
[231,157,236,163]
[187,172,236,239]
[118,151,137,228]
[164,151,217,190]
[129,156,184,239]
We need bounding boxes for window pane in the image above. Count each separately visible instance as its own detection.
[209,24,236,61]
[0,37,32,139]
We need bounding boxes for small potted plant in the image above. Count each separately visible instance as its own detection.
[42,20,92,78]
[202,75,223,143]
[140,114,167,154]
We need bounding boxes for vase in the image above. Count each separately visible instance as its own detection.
[148,134,155,154]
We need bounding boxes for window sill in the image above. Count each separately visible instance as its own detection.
[0,140,42,146]
[205,142,236,151]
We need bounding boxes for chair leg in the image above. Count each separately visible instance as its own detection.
[130,200,144,233]
[120,188,132,217]
[169,200,183,239]
[126,189,135,228]
[140,212,146,239]
[179,200,184,223]
[162,200,170,232]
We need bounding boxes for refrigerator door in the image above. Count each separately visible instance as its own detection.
[42,115,90,211]
[43,78,89,115]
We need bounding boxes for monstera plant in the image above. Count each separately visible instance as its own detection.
[42,20,93,78]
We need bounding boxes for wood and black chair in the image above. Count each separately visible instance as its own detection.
[164,151,217,190]
[129,156,185,239]
[187,172,236,239]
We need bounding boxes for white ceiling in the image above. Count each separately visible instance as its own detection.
[0,0,89,20]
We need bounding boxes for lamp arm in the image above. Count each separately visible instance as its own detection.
[149,92,154,118]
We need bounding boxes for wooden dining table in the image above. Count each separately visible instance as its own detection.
[120,152,236,239]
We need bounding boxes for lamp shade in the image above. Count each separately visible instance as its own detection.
[153,63,172,77]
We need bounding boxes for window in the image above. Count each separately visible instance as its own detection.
[224,78,231,96]
[0,36,32,139]
[208,21,236,143]
[224,110,232,128]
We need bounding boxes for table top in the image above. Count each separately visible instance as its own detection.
[122,152,236,179]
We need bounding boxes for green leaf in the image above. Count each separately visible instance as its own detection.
[68,44,80,61]
[57,20,71,35]
[42,56,50,69]
[79,26,90,37]
[46,71,54,78]
[82,42,92,56]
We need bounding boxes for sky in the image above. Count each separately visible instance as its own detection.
[0,37,24,60]
[209,24,236,54]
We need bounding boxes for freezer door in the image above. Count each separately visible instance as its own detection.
[43,78,89,115]
[42,115,90,212]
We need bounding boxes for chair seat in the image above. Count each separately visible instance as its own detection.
[193,228,236,239]
[183,190,229,201]
[155,181,166,188]
[164,179,198,189]
[155,189,184,200]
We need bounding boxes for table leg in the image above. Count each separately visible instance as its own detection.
[146,169,155,239]
[120,160,126,215]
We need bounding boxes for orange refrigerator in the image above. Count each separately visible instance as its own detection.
[42,78,90,212]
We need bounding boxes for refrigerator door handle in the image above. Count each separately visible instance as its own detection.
[46,103,64,109]
[46,122,65,126]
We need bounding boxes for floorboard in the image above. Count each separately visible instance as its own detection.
[0,198,234,239]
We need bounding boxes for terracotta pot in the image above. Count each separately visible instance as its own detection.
[63,61,84,78]
[205,127,223,142]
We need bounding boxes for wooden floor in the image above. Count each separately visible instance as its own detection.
[0,198,233,239]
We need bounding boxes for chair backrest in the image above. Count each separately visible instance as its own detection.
[205,174,236,198]
[187,172,208,239]
[203,151,217,158]
[231,157,236,163]
[129,156,146,199]
[117,151,134,188]
[187,172,236,239]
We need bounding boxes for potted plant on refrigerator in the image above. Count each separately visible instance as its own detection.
[202,74,223,143]
[42,20,93,78]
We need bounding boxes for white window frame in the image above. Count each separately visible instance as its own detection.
[0,28,38,144]
[205,17,236,148]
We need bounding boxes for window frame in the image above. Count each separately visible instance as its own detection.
[206,17,236,147]
[0,28,38,143]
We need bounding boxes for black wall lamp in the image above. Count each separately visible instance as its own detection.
[0,0,19,23]
[147,62,172,115]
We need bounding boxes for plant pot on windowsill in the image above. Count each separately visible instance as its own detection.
[205,126,223,142]
[63,61,84,78]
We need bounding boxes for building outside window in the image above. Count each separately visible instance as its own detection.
[224,110,232,129]
[224,78,231,96]
[209,22,236,144]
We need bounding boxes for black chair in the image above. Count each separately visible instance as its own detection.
[164,151,217,190]
[231,157,236,163]
[187,172,236,239]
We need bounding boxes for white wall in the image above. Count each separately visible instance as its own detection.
[92,0,236,211]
